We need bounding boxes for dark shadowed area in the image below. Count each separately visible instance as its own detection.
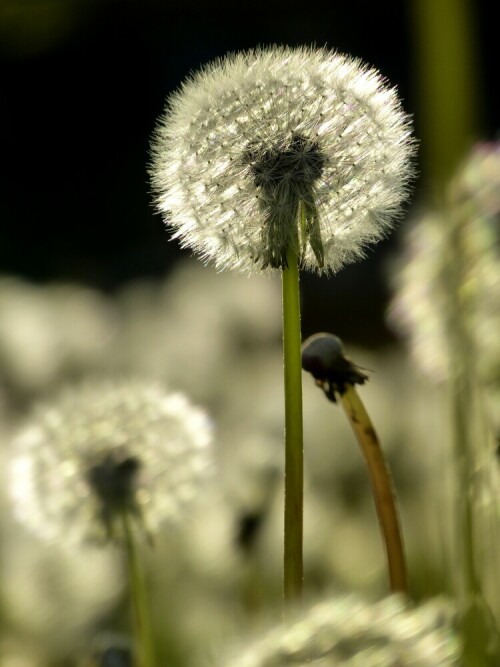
[1,0,497,344]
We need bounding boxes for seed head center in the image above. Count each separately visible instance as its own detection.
[87,452,141,511]
[247,134,325,191]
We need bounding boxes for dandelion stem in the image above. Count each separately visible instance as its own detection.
[121,512,155,667]
[449,377,481,597]
[444,205,482,604]
[281,245,304,606]
[338,384,407,594]
[444,208,495,665]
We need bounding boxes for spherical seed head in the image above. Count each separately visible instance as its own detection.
[8,379,213,544]
[388,142,500,384]
[151,46,416,274]
[220,595,459,666]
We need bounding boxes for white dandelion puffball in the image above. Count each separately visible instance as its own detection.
[151,46,415,274]
[8,379,213,543]
[219,595,460,667]
[387,142,500,384]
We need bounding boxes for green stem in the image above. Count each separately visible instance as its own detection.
[339,385,408,594]
[121,512,155,667]
[450,377,481,598]
[445,209,482,602]
[281,246,304,606]
[411,0,479,189]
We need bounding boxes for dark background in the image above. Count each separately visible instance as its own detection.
[1,0,497,344]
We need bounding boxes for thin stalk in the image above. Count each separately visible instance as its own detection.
[411,0,478,189]
[449,374,481,599]
[121,512,155,667]
[281,245,304,605]
[440,198,482,605]
[339,384,407,594]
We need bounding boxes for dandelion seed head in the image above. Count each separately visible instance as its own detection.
[387,213,451,382]
[8,379,213,543]
[219,595,460,667]
[388,142,500,384]
[0,278,117,393]
[151,46,415,274]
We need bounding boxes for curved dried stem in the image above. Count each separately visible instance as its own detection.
[339,384,408,594]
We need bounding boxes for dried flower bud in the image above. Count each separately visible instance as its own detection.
[151,46,415,274]
[8,379,213,543]
[302,332,368,401]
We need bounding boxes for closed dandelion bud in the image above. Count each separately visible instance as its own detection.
[301,332,368,401]
[151,46,415,274]
[8,379,213,544]
[220,595,460,667]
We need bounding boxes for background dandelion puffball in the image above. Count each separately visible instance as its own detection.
[151,46,415,275]
[8,380,213,543]
[219,595,459,667]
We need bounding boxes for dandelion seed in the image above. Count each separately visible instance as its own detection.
[8,379,213,544]
[151,46,415,274]
[219,595,460,667]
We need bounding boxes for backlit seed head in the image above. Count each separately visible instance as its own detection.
[151,46,415,274]
[388,142,500,384]
[8,379,213,544]
[219,594,459,666]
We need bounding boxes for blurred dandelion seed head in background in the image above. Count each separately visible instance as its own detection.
[8,379,214,543]
[0,278,117,394]
[387,142,500,385]
[219,595,460,667]
[151,46,415,274]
